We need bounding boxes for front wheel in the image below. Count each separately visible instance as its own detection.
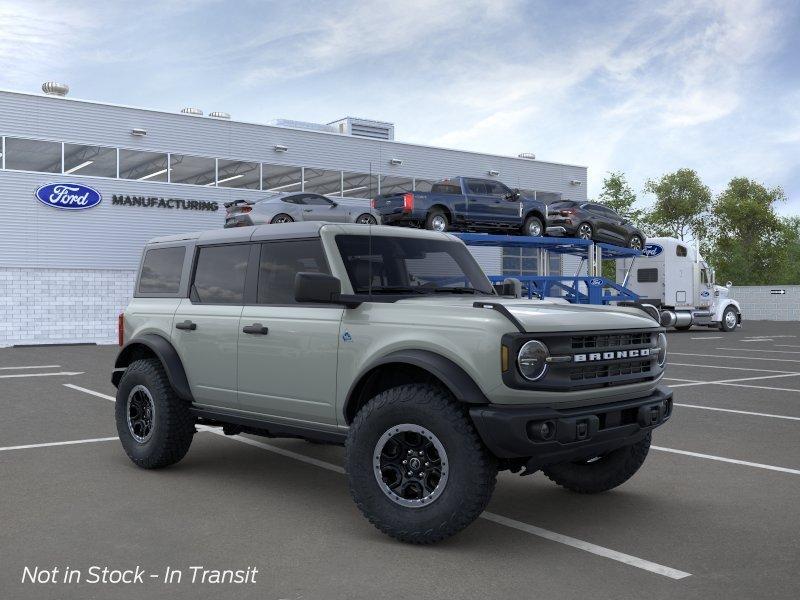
[628,235,644,250]
[115,359,195,469]
[345,384,497,544]
[356,213,377,225]
[542,433,651,494]
[720,306,739,332]
[522,215,544,237]
[576,222,593,240]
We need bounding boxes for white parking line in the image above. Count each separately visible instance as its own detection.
[652,446,800,476]
[201,428,690,580]
[0,371,84,379]
[480,512,691,580]
[0,365,61,370]
[667,372,800,388]
[717,382,800,394]
[690,336,723,340]
[668,363,798,374]
[0,437,118,452]
[675,403,800,421]
[775,345,800,349]
[740,339,773,342]
[717,348,800,355]
[64,383,115,401]
[671,352,800,364]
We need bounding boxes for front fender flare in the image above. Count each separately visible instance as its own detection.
[344,349,489,420]
[112,333,193,402]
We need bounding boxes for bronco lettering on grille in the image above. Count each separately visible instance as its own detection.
[573,348,650,362]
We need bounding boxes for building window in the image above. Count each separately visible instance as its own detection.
[342,171,378,199]
[216,159,260,189]
[4,137,61,173]
[263,164,302,193]
[119,149,168,182]
[379,175,413,195]
[304,168,342,196]
[169,154,216,186]
[63,143,117,177]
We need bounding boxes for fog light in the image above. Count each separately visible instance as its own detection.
[528,420,555,441]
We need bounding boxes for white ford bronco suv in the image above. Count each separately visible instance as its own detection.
[113,222,672,544]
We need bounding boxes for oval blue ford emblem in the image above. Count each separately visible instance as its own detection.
[35,183,102,210]
[588,277,603,286]
[642,243,663,257]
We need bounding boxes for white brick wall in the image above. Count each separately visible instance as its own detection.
[729,286,800,322]
[0,268,135,347]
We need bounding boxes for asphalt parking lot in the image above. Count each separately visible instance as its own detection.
[2,321,799,600]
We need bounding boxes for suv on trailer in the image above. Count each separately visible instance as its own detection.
[113,222,672,544]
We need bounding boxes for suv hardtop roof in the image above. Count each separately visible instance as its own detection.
[145,222,456,247]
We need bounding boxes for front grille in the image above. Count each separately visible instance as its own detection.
[571,332,651,351]
[570,359,652,382]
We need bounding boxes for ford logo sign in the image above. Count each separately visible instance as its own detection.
[35,183,102,210]
[588,278,603,287]
[641,243,663,257]
[700,290,710,298]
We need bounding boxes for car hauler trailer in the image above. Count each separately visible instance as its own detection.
[616,237,742,332]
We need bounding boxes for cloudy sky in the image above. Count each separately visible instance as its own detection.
[1,0,798,213]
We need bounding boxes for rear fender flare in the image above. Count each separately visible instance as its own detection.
[112,333,193,401]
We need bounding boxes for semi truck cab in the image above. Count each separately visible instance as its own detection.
[617,237,742,332]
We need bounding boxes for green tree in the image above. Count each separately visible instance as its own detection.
[597,171,644,226]
[643,169,711,241]
[706,178,792,285]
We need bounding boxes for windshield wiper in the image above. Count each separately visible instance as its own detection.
[354,286,430,295]
[430,287,491,295]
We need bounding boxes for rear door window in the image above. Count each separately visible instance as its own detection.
[192,245,250,304]
[430,181,462,194]
[257,239,329,304]
[138,246,185,295]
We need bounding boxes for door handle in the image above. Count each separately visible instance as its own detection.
[303,208,313,212]
[175,320,197,331]
[242,323,269,335]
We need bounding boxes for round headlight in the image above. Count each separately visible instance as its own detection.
[517,340,549,381]
[657,332,668,367]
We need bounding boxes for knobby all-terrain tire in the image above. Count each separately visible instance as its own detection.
[542,433,652,494]
[115,358,195,469]
[345,384,497,544]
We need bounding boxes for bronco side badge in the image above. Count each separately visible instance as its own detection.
[342,331,353,342]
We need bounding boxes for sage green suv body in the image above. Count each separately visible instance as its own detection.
[113,222,672,544]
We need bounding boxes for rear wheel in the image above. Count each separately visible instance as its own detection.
[115,359,195,469]
[270,213,294,224]
[522,215,544,237]
[542,434,651,494]
[425,209,449,232]
[346,384,497,544]
[628,235,644,250]
[577,222,593,240]
[356,213,377,225]
[720,306,739,332]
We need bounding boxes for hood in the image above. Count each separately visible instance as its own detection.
[395,295,658,332]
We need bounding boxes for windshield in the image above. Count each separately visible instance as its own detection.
[335,235,494,295]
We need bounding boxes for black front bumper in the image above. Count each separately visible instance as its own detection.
[470,386,672,470]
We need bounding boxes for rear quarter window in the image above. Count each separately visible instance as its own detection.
[138,246,186,295]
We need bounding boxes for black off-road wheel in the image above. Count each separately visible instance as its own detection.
[115,359,195,469]
[345,384,497,544]
[542,433,651,494]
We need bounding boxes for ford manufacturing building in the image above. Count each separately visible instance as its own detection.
[0,85,587,346]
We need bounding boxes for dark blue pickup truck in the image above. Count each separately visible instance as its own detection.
[372,177,553,236]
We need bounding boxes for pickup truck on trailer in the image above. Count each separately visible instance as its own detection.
[372,176,553,237]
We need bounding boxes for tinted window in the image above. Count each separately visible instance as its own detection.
[258,240,329,304]
[119,149,168,182]
[637,268,659,283]
[302,194,334,206]
[192,245,250,304]
[5,138,61,173]
[677,245,688,257]
[335,235,493,294]
[138,247,186,294]
[485,181,511,197]
[64,144,117,177]
[466,180,490,195]
[430,182,462,194]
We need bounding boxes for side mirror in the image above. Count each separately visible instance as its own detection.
[295,272,341,303]
[726,281,732,288]
[329,201,338,208]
